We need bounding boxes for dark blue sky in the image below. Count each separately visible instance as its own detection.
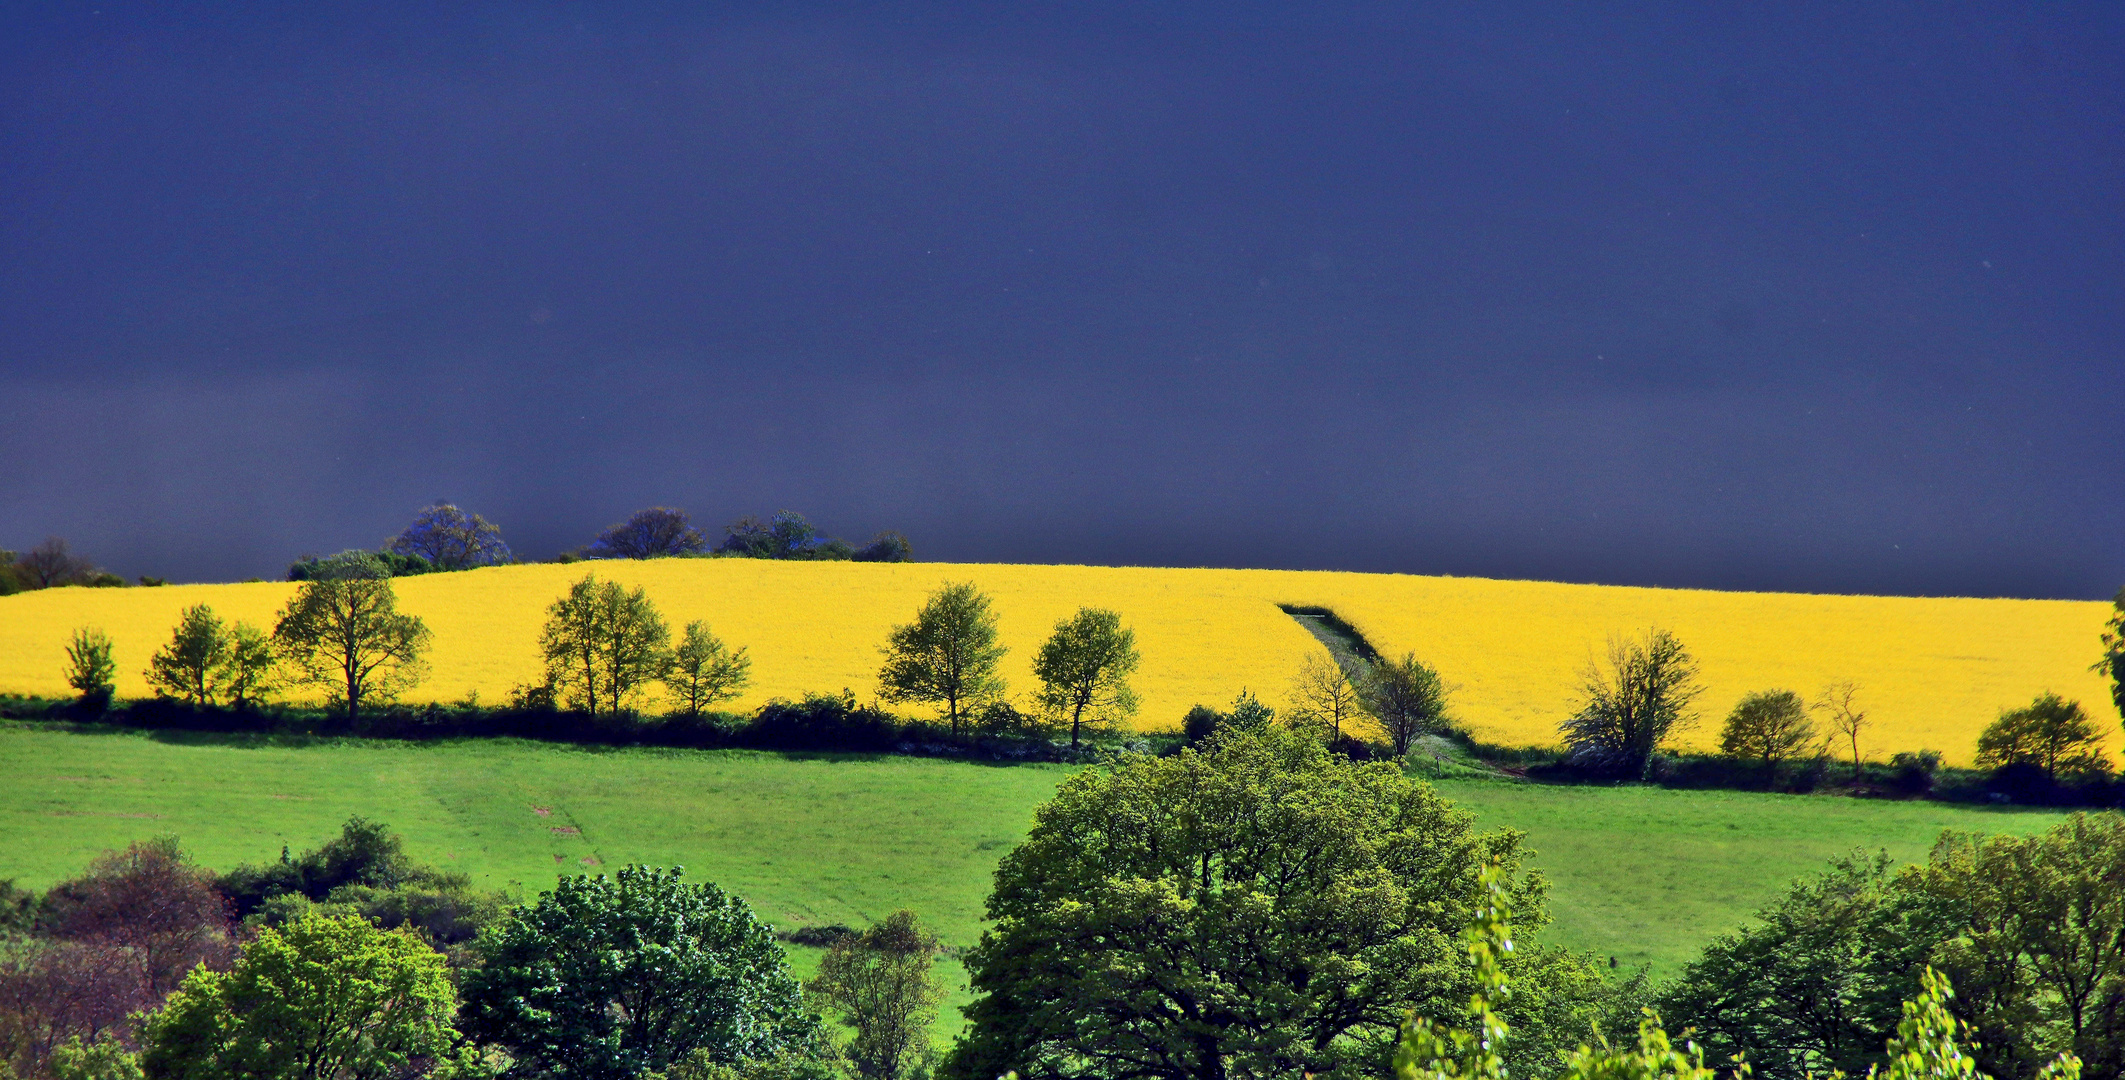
[2,2,2119,597]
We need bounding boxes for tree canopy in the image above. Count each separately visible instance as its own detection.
[1718,689,1817,784]
[1031,607,1140,748]
[1974,693,2107,783]
[540,574,673,717]
[943,724,1612,1080]
[271,578,431,724]
[589,507,707,559]
[876,581,1006,738]
[387,503,510,570]
[2098,588,2124,726]
[461,866,818,1080]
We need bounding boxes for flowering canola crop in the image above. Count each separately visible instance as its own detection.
[0,561,2110,766]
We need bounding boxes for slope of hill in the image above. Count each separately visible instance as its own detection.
[0,561,2110,763]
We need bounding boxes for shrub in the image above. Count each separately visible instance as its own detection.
[746,692,900,751]
[853,532,914,563]
[285,549,434,581]
[1891,749,1943,794]
[1558,628,1702,779]
[1718,689,1816,786]
[63,629,116,708]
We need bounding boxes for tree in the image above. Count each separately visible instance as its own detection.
[144,606,231,707]
[18,538,95,589]
[589,507,707,559]
[1031,607,1140,748]
[1401,864,2083,1080]
[1974,693,2107,783]
[852,533,914,563]
[1289,653,1364,742]
[943,724,1607,1080]
[717,512,855,561]
[1719,689,1817,786]
[221,623,278,709]
[1558,628,1702,780]
[1361,652,1449,757]
[461,866,818,1080]
[807,911,945,1080]
[387,502,510,570]
[64,629,116,707]
[540,574,673,718]
[37,839,231,1000]
[140,912,459,1080]
[1818,680,1870,782]
[666,621,751,718]
[271,578,432,726]
[877,582,1006,739]
[2098,588,2124,727]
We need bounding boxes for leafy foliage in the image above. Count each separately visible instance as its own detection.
[540,574,673,717]
[216,818,505,961]
[1363,652,1450,757]
[943,724,1613,1080]
[1559,629,1703,779]
[717,512,850,560]
[141,912,460,1080]
[2099,589,2125,726]
[387,503,511,570]
[589,507,707,559]
[63,628,116,706]
[1974,694,2107,783]
[666,621,751,718]
[144,606,231,708]
[806,911,943,1080]
[1031,607,1140,748]
[1289,652,1366,742]
[461,865,819,1080]
[1718,689,1817,785]
[272,578,431,723]
[37,838,232,1000]
[876,582,1007,738]
[852,532,914,563]
[286,550,435,582]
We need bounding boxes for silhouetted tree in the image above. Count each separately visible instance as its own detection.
[1290,653,1365,742]
[877,582,1006,739]
[717,511,853,560]
[387,502,511,569]
[1032,607,1140,748]
[18,537,95,589]
[853,532,914,563]
[1558,628,1702,779]
[589,507,706,559]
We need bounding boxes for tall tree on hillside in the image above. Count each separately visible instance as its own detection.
[1558,628,1703,780]
[2098,587,2125,726]
[387,502,511,570]
[1719,689,1817,786]
[540,574,673,717]
[272,577,432,725]
[877,582,1007,740]
[18,537,96,589]
[1032,607,1140,749]
[1360,652,1448,757]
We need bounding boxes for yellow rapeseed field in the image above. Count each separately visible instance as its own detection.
[0,561,2111,766]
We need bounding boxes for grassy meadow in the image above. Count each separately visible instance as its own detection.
[0,724,2078,984]
[0,561,2112,765]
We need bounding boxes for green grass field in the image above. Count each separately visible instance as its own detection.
[0,723,2081,1001]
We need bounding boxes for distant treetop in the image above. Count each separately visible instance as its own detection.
[388,502,511,570]
[588,507,708,559]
